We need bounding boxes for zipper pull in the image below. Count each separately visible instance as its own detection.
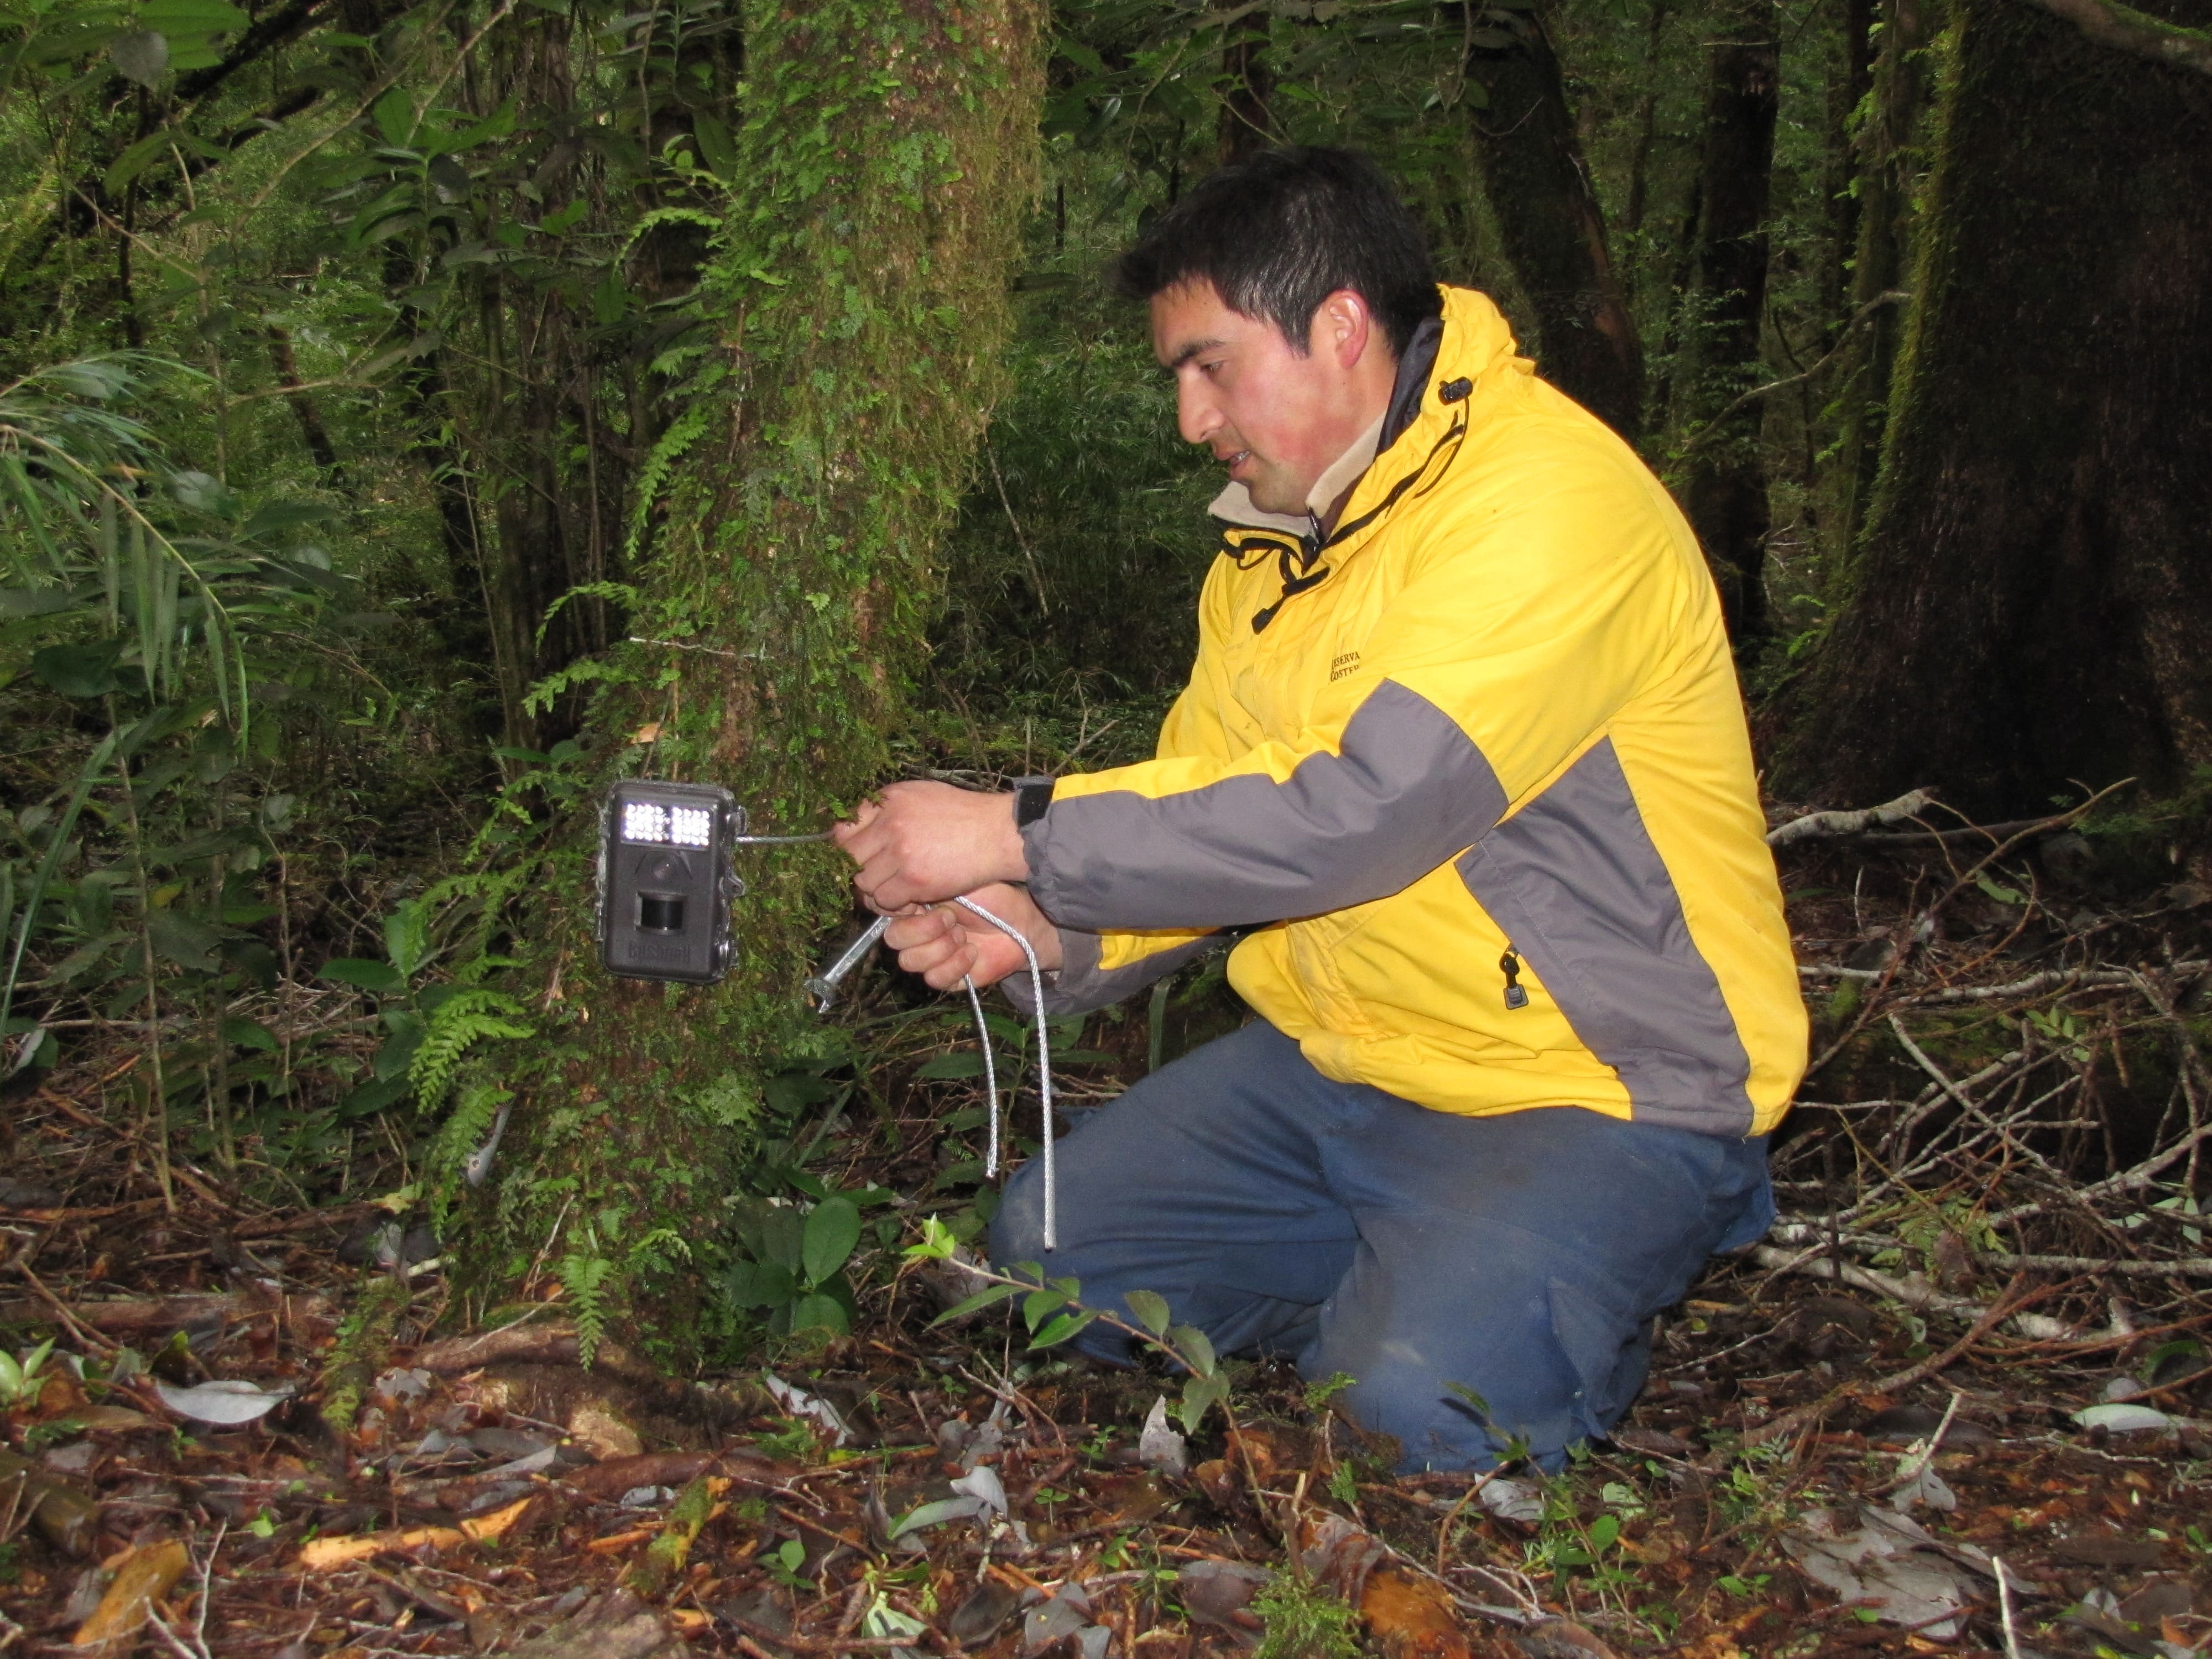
[1500,946,1529,1010]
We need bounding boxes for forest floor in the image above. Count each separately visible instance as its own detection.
[3,812,2211,1659]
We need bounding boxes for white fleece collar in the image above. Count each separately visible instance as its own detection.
[1207,410,1388,537]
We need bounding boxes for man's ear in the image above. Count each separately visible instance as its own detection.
[1312,288,1375,369]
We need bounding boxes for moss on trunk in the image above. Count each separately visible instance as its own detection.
[1673,0,1780,649]
[448,0,1046,1358]
[1791,0,2212,814]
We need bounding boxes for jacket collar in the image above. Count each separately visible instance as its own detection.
[1205,301,1477,539]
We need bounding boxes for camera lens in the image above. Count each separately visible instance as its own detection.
[638,893,685,932]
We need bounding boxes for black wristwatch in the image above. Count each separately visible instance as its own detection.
[1011,775,1056,828]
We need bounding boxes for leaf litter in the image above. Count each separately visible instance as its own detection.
[3,824,2212,1657]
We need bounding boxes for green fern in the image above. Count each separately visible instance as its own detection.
[559,1251,618,1368]
[408,987,533,1112]
[427,1084,509,1228]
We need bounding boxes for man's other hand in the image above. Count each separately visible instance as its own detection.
[832,781,1028,912]
[884,885,1062,991]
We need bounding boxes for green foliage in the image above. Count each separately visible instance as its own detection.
[557,1249,618,1368]
[407,988,533,1111]
[1249,1573,1361,1659]
[0,1339,55,1407]
[722,1191,866,1337]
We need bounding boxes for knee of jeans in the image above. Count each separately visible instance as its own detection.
[987,1162,1047,1269]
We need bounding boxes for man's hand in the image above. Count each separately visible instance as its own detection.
[832,781,1029,912]
[883,884,1062,992]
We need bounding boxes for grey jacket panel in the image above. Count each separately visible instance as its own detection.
[1024,680,1509,932]
[998,927,1219,1019]
[1455,739,1756,1136]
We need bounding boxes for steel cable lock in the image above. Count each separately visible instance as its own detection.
[552,780,1060,1245]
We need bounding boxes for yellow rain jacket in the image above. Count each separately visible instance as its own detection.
[1016,287,1806,1139]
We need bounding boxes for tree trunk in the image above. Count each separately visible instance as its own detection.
[1217,4,1272,162]
[1824,0,1932,561]
[1791,0,2212,816]
[1623,0,1672,241]
[1817,0,1876,344]
[1462,4,1645,437]
[266,326,345,490]
[1673,0,1780,648]
[460,0,1045,1344]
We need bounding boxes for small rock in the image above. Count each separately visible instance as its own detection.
[568,1401,643,1460]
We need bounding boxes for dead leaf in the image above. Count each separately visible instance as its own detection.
[74,1405,156,1433]
[1138,1396,1187,1477]
[1178,1558,1271,1635]
[565,1451,727,1500]
[1781,1505,1976,1640]
[505,1589,685,1658]
[72,1537,188,1649]
[1361,1563,1469,1659]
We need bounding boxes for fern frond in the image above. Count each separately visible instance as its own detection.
[408,987,533,1112]
[427,1084,510,1228]
[558,1251,617,1368]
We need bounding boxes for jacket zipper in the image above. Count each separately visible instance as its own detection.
[1500,945,1529,1010]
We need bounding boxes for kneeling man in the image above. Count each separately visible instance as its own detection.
[834,147,1806,1472]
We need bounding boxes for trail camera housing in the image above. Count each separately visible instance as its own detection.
[598,780,743,984]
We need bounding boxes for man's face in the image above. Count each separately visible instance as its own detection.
[1150,279,1381,518]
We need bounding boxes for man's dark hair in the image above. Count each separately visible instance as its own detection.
[1114,147,1442,356]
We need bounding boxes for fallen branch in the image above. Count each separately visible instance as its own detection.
[2020,0,2212,79]
[0,1288,331,1338]
[297,1494,531,1569]
[1978,1252,2212,1277]
[1748,1275,2034,1445]
[1767,789,1936,848]
[1748,1246,2076,1340]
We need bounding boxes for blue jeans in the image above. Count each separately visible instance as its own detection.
[990,1020,1772,1472]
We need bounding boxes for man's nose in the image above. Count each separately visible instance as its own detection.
[1177,377,1220,447]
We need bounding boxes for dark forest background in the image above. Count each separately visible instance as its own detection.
[3,0,2209,1343]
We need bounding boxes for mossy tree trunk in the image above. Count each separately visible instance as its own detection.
[1815,0,1876,346]
[455,0,1045,1352]
[1461,4,1645,439]
[1823,0,1933,563]
[1791,0,2212,815]
[1673,0,1780,647]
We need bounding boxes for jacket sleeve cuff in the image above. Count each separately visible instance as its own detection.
[998,927,1219,1018]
